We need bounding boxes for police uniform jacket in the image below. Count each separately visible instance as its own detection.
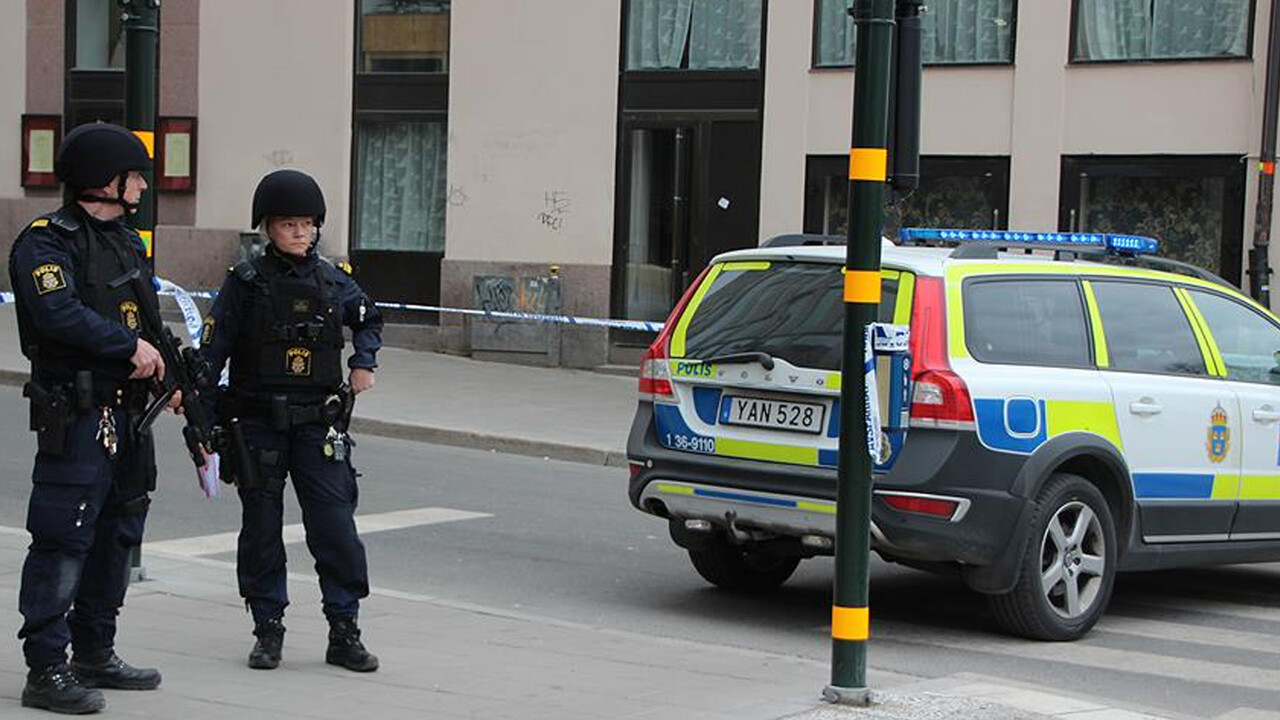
[199,244,383,413]
[8,204,157,391]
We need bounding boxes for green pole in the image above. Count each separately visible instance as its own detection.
[824,0,895,705]
[123,0,159,261]
[122,0,160,583]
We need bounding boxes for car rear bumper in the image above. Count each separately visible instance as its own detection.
[627,401,1028,568]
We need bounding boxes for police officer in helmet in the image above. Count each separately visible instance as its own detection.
[198,169,383,672]
[9,122,177,714]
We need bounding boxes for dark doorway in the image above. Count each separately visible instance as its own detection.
[612,118,762,326]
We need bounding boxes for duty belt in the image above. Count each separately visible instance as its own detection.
[229,391,343,429]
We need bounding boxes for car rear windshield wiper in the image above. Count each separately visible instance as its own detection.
[695,352,776,371]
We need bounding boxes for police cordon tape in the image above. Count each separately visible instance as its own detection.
[1,284,669,334]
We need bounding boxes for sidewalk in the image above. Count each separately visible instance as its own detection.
[0,304,1175,719]
[0,526,1106,720]
[0,304,637,467]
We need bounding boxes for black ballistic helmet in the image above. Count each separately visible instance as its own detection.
[54,122,153,189]
[251,170,327,229]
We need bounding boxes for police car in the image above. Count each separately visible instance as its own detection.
[626,228,1280,641]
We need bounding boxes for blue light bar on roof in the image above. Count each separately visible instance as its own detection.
[898,228,1159,256]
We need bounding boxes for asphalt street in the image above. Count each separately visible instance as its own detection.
[0,383,1278,719]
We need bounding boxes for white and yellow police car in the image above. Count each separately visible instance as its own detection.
[626,228,1280,641]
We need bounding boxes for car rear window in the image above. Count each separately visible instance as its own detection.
[681,262,898,371]
[963,278,1092,368]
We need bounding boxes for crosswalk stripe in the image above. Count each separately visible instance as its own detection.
[1100,615,1280,655]
[143,507,492,557]
[879,619,1280,692]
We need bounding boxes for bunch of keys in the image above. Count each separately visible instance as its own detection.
[96,407,118,457]
[322,426,348,462]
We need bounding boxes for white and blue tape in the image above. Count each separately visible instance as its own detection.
[1,284,667,333]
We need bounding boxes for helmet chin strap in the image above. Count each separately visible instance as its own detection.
[76,176,140,214]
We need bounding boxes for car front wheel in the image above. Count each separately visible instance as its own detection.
[990,473,1117,641]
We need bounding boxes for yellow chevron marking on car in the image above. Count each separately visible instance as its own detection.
[1045,400,1124,451]
[716,438,820,466]
[721,261,771,272]
[893,272,915,324]
[1240,475,1280,500]
[797,500,837,515]
[825,372,842,391]
[832,605,870,641]
[670,264,724,358]
[1082,281,1110,368]
[1177,289,1228,377]
[1174,288,1226,377]
[654,483,695,496]
[1212,475,1242,500]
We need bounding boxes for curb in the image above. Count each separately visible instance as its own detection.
[0,370,628,468]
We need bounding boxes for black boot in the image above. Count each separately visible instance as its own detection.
[326,617,379,672]
[70,649,161,690]
[21,663,106,714]
[247,618,285,670]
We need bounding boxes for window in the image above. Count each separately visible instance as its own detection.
[964,279,1092,367]
[1060,156,1246,285]
[805,156,1010,237]
[354,121,448,252]
[1187,290,1280,385]
[1073,0,1252,62]
[1091,282,1207,376]
[74,0,124,70]
[359,0,451,73]
[682,262,896,370]
[626,0,763,70]
[814,0,1015,68]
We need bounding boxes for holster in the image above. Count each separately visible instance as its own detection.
[22,375,89,457]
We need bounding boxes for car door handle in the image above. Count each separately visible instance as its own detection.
[1128,400,1163,417]
[1252,406,1280,424]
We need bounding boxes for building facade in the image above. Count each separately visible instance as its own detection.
[1,0,1277,367]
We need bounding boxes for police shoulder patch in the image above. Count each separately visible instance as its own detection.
[336,261,353,276]
[28,218,49,229]
[32,263,67,295]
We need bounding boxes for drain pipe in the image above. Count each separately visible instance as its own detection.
[1249,0,1280,306]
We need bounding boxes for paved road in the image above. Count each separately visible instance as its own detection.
[0,384,1277,719]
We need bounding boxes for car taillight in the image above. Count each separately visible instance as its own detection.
[879,491,964,520]
[908,276,975,429]
[638,265,712,403]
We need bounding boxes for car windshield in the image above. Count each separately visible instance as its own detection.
[682,261,897,371]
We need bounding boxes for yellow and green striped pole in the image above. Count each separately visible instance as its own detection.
[123,0,159,261]
[826,0,897,704]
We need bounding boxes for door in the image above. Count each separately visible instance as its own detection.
[1089,280,1240,542]
[614,119,763,324]
[1184,288,1280,541]
[617,125,694,323]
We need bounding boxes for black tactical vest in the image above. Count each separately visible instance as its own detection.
[230,252,345,397]
[12,206,153,385]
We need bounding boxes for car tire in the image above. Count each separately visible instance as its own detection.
[989,472,1117,641]
[688,536,801,592]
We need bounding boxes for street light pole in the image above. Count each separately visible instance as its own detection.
[122,0,159,262]
[122,0,160,582]
[824,0,897,705]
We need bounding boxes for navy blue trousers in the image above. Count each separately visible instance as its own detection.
[236,420,368,624]
[18,409,149,671]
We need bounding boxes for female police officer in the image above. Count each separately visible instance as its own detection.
[9,123,174,714]
[198,169,383,672]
